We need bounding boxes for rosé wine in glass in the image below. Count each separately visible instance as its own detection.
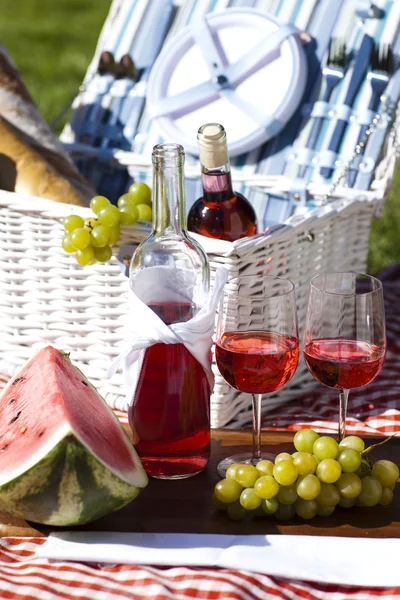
[303,272,386,441]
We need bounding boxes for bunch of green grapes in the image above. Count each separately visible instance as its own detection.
[213,430,399,521]
[61,182,152,266]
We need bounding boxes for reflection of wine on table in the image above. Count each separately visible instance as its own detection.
[128,301,210,479]
[215,331,299,394]
[303,338,386,389]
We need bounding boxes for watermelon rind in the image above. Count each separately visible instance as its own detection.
[0,434,143,526]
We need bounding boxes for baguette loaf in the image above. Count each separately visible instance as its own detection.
[0,47,95,205]
[0,118,91,205]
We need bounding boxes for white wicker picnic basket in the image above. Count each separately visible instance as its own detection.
[0,128,397,428]
[1,0,400,427]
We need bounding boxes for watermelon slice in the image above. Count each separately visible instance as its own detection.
[0,346,148,526]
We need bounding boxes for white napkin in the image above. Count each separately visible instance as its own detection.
[107,267,228,410]
[37,532,400,587]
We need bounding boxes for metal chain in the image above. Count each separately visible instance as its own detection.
[322,95,398,204]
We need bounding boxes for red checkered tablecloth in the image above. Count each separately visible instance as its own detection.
[0,266,399,599]
[1,536,400,600]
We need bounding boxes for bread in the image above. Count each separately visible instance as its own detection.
[0,47,95,205]
[0,117,91,205]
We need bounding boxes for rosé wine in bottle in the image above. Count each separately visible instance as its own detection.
[216,330,299,394]
[303,338,386,390]
[129,144,210,480]
[129,302,210,479]
[187,123,257,241]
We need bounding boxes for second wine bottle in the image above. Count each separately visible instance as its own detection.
[187,123,257,241]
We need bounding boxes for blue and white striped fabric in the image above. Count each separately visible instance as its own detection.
[62,0,400,229]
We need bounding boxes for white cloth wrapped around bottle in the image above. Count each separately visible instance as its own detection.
[107,267,228,411]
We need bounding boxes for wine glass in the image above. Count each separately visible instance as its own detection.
[215,275,299,476]
[303,272,386,441]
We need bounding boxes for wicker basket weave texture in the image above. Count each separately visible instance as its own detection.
[0,190,377,428]
[2,0,400,427]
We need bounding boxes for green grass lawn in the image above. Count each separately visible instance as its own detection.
[1,0,399,273]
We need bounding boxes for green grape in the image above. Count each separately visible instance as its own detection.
[225,463,243,480]
[358,476,382,507]
[117,194,136,208]
[71,228,91,250]
[240,488,262,510]
[292,452,317,475]
[296,474,321,500]
[338,495,356,508]
[273,460,298,486]
[316,482,341,507]
[335,473,362,498]
[256,460,274,477]
[129,182,152,206]
[136,203,152,222]
[108,224,121,246]
[212,493,227,511]
[254,475,279,500]
[63,214,84,232]
[339,436,365,453]
[317,505,335,517]
[227,501,248,521]
[313,436,339,461]
[379,487,394,506]
[295,498,318,519]
[90,195,110,215]
[214,479,243,504]
[355,497,365,507]
[261,497,279,514]
[275,503,296,521]
[293,429,319,453]
[62,234,75,253]
[84,217,98,231]
[90,225,110,248]
[98,205,120,227]
[371,460,400,487]
[316,459,342,483]
[94,246,112,263]
[235,464,260,488]
[338,448,362,473]
[275,452,293,464]
[119,204,139,225]
[277,484,298,505]
[76,246,95,266]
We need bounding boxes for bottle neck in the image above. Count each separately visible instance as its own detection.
[201,161,234,201]
[153,152,186,236]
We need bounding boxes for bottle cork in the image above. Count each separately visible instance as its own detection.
[197,123,229,169]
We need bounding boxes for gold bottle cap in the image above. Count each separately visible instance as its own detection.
[197,123,229,169]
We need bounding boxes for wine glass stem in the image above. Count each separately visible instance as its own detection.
[252,393,262,461]
[338,388,349,442]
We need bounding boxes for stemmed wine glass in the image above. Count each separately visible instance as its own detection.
[303,272,386,441]
[215,275,299,476]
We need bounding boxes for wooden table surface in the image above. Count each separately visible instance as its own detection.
[2,429,400,538]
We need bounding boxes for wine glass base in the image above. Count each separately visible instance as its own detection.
[217,452,276,478]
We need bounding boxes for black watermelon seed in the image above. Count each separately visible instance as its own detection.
[9,399,15,404]
[1,444,9,452]
[10,411,22,424]
[12,377,25,385]
[38,431,44,438]
[81,381,88,386]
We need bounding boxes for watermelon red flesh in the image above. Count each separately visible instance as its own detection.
[0,346,147,490]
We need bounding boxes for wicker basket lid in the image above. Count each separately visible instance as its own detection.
[146,7,308,157]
